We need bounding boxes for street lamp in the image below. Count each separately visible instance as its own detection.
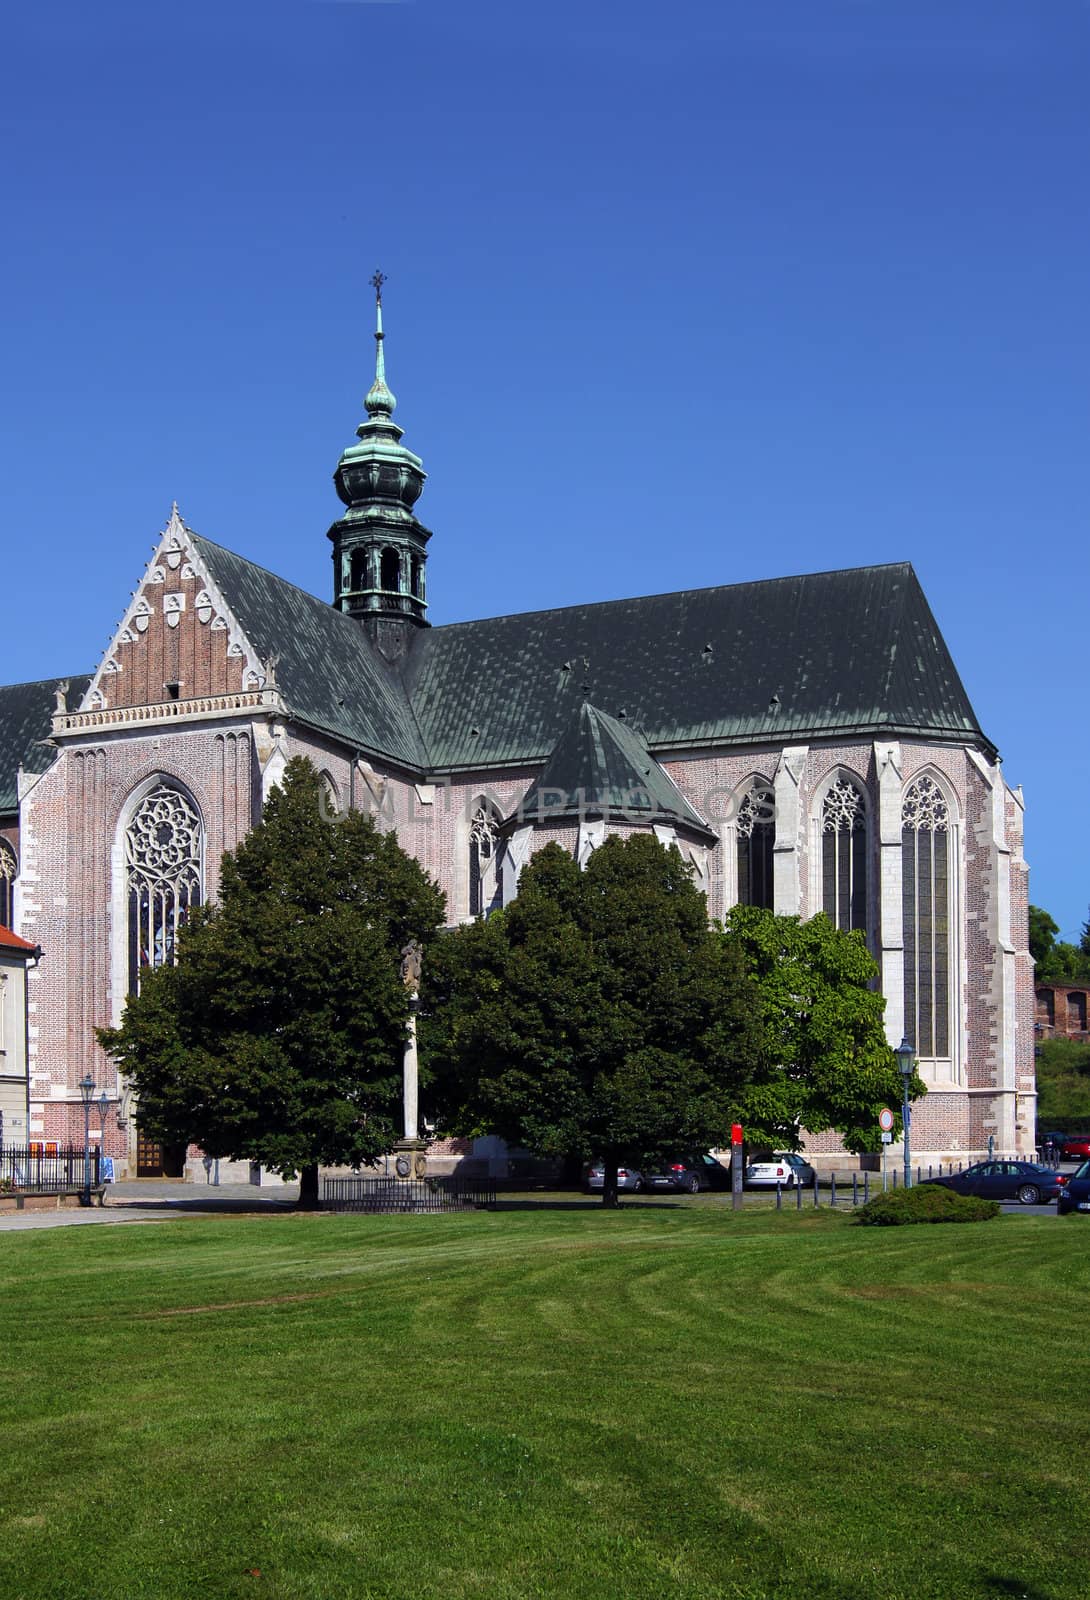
[78,1074,95,1206]
[895,1038,915,1190]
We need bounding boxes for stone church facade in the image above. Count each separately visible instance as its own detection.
[0,295,1034,1177]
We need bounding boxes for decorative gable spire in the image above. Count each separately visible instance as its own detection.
[327,272,432,653]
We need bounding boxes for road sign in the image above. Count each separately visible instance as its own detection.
[878,1108,895,1132]
[731,1123,744,1144]
[880,1131,893,1144]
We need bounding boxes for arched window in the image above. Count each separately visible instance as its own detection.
[318,772,341,820]
[469,801,502,918]
[821,777,867,934]
[736,783,774,909]
[350,549,368,594]
[126,785,203,995]
[902,775,950,1059]
[410,554,422,599]
[380,547,401,594]
[1069,992,1088,1033]
[0,839,15,928]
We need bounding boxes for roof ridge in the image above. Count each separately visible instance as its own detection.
[0,673,92,694]
[427,561,917,634]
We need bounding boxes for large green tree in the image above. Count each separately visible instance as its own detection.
[421,835,764,1204]
[99,758,445,1205]
[720,907,923,1152]
[1035,1037,1090,1126]
[1030,902,1090,983]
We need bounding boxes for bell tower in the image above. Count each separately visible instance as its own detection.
[328,273,431,656]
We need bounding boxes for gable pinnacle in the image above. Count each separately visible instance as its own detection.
[364,268,396,421]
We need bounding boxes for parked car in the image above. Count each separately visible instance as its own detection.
[642,1154,732,1194]
[1058,1161,1090,1215]
[920,1160,1067,1206]
[1060,1135,1090,1160]
[744,1152,817,1189]
[583,1162,643,1194]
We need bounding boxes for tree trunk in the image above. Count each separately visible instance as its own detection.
[601,1157,620,1208]
[296,1162,321,1209]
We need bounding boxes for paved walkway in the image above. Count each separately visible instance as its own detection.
[0,1179,301,1231]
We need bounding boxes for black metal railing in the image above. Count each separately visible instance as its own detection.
[321,1175,496,1213]
[0,1146,101,1193]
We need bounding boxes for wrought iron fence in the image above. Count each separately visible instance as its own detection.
[321,1175,496,1214]
[0,1146,101,1193]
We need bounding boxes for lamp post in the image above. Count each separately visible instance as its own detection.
[895,1038,915,1190]
[78,1074,95,1206]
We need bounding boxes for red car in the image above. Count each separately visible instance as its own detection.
[1061,1135,1090,1160]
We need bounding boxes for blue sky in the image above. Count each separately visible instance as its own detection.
[2,0,1088,938]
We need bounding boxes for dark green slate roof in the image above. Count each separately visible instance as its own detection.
[191,535,428,770]
[404,563,991,771]
[512,703,717,840]
[0,676,92,815]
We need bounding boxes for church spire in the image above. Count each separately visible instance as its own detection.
[327,273,432,651]
[365,270,396,420]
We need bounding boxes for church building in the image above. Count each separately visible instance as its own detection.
[0,288,1035,1177]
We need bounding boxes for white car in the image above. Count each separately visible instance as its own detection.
[744,1152,816,1189]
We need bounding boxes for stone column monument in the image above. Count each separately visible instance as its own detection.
[393,941,428,1180]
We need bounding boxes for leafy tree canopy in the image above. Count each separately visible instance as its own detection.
[720,907,923,1153]
[1035,1037,1090,1126]
[1029,905,1060,967]
[1030,903,1090,983]
[98,758,445,1204]
[421,835,764,1201]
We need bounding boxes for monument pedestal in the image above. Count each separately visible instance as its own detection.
[392,1136,428,1181]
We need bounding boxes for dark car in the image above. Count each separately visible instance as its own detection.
[1058,1160,1090,1215]
[920,1160,1067,1206]
[642,1154,732,1194]
[1060,1135,1090,1161]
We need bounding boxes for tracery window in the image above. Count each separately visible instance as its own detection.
[902,775,950,1058]
[126,785,203,995]
[469,802,502,918]
[736,783,774,909]
[821,777,867,934]
[0,840,15,929]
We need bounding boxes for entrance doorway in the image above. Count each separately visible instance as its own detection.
[135,1127,186,1177]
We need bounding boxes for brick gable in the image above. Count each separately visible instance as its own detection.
[79,507,265,714]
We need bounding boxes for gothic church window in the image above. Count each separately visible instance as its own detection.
[821,777,867,935]
[736,783,774,909]
[0,840,15,928]
[901,775,950,1059]
[126,785,203,995]
[469,801,502,918]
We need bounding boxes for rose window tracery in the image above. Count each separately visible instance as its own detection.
[126,786,202,994]
[901,775,949,833]
[822,778,866,833]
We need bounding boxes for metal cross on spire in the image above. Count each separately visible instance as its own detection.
[370,269,386,305]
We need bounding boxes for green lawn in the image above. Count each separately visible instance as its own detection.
[1,1201,1085,1600]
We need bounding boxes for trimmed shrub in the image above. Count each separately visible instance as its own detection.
[854,1184,1000,1226]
